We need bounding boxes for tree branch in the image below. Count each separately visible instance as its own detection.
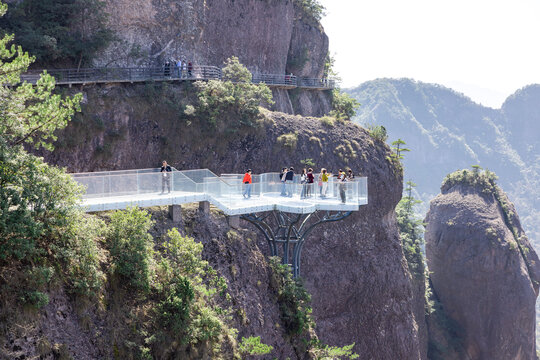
[13,113,61,146]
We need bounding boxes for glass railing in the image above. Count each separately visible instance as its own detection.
[71,169,368,210]
[74,170,199,198]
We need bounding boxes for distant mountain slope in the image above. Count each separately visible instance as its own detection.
[346,78,540,244]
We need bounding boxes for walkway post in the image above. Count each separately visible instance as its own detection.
[168,204,182,223]
[199,201,210,214]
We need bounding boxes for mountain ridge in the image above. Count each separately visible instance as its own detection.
[346,77,540,349]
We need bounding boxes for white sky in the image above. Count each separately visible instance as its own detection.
[319,0,540,108]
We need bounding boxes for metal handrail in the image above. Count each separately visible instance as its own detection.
[21,65,222,85]
[252,73,297,87]
[20,66,338,89]
[298,77,337,89]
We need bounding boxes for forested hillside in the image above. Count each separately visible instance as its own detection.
[347,79,540,244]
[347,78,540,348]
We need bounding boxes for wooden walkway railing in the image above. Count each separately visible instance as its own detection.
[21,65,337,90]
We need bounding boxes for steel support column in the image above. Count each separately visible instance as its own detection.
[241,210,352,278]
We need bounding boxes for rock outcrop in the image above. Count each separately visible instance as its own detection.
[99,0,332,116]
[34,82,425,358]
[425,175,540,360]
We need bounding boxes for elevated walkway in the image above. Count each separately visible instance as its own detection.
[21,66,338,90]
[74,168,367,215]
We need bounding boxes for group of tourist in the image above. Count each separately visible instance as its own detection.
[243,167,355,203]
[163,59,193,78]
[160,160,356,204]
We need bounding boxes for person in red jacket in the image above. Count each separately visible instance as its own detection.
[242,169,252,199]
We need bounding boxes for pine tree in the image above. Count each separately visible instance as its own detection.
[392,138,411,159]
[396,180,425,279]
[0,1,82,261]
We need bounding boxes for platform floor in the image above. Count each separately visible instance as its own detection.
[83,190,367,215]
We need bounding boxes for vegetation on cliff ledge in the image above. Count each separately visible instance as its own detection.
[193,56,274,131]
[293,0,326,24]
[268,257,359,359]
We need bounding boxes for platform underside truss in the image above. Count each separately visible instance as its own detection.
[241,210,352,278]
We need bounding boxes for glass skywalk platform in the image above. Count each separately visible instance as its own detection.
[72,168,368,215]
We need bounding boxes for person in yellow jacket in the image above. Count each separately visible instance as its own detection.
[321,168,329,198]
[242,169,252,199]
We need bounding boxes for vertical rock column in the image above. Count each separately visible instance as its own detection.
[425,182,540,360]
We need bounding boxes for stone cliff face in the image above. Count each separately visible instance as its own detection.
[425,180,540,360]
[99,0,331,116]
[37,82,425,358]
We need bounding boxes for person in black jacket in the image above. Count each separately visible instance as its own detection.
[160,160,172,194]
[285,167,295,197]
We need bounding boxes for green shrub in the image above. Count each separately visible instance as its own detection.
[162,228,205,276]
[277,133,298,150]
[154,228,232,353]
[239,336,273,355]
[300,158,315,167]
[269,257,312,336]
[293,0,325,23]
[20,266,54,308]
[310,340,359,359]
[22,290,49,309]
[28,266,55,287]
[194,57,274,131]
[64,214,106,296]
[366,124,388,142]
[221,56,252,83]
[157,275,194,333]
[441,167,498,194]
[0,140,83,262]
[330,89,360,120]
[107,207,154,292]
[320,116,335,127]
[190,305,224,342]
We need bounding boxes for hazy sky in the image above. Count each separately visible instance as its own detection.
[319,0,540,108]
